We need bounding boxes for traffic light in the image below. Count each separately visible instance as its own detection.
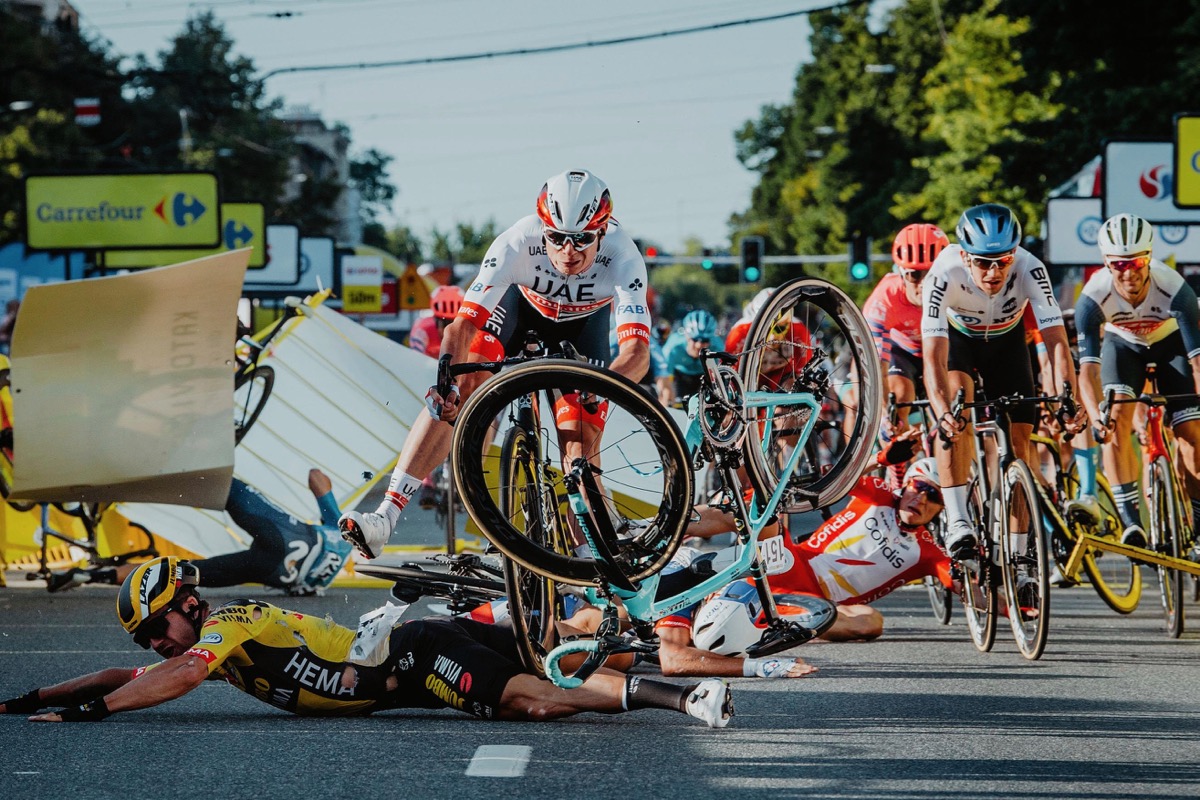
[848,232,872,282]
[701,248,714,270]
[740,236,764,283]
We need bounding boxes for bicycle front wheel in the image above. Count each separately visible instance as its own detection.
[1078,476,1141,614]
[499,424,561,678]
[453,360,693,586]
[924,515,952,624]
[960,477,997,652]
[1000,461,1050,660]
[234,364,274,444]
[739,277,881,513]
[1148,457,1185,638]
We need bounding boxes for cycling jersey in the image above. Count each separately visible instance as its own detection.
[165,601,523,718]
[460,214,651,347]
[407,315,442,358]
[663,330,704,378]
[922,245,1063,341]
[1075,260,1200,363]
[864,273,923,360]
[763,476,950,605]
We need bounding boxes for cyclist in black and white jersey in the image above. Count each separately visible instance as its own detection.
[1075,213,1200,547]
[922,203,1086,558]
[340,169,652,560]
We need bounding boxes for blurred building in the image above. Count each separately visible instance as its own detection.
[278,105,362,246]
[4,0,78,30]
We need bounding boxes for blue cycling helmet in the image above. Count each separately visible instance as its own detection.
[955,203,1022,256]
[680,309,717,342]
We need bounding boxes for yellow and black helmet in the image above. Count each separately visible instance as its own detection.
[116,557,200,635]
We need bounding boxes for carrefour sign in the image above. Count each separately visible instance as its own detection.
[1102,140,1200,225]
[103,203,265,269]
[24,173,220,250]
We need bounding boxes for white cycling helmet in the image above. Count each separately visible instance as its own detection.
[536,169,613,233]
[1097,213,1153,258]
[903,456,938,486]
[692,580,763,656]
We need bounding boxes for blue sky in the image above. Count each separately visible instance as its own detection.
[78,1,837,253]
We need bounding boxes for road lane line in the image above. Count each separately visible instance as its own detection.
[465,745,531,777]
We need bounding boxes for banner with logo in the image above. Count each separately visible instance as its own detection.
[1102,140,1200,224]
[8,250,249,508]
[1174,114,1200,208]
[243,225,301,292]
[294,236,336,295]
[24,172,220,250]
[1046,196,1200,266]
[341,255,383,313]
[103,203,266,269]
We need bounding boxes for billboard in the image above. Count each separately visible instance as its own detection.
[242,224,301,292]
[24,172,220,250]
[295,236,336,295]
[1174,113,1200,208]
[103,203,266,269]
[341,254,383,313]
[1046,196,1200,266]
[1102,140,1200,225]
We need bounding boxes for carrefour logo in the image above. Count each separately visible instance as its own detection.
[223,219,254,248]
[1076,216,1101,246]
[1138,165,1173,201]
[154,192,208,226]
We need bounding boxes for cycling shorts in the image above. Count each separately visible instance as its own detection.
[383,616,523,719]
[1101,330,1200,427]
[887,346,923,387]
[946,325,1036,426]
[469,285,612,366]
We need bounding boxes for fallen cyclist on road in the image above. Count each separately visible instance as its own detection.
[0,557,733,727]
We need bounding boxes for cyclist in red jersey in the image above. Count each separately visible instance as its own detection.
[725,288,812,390]
[407,285,464,358]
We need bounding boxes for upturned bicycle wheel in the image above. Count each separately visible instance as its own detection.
[739,277,881,513]
[1000,461,1050,660]
[960,477,997,652]
[499,423,562,677]
[1148,457,1185,638]
[453,359,693,586]
[1076,475,1141,614]
[234,364,274,444]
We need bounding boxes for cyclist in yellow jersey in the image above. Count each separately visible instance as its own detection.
[0,557,734,727]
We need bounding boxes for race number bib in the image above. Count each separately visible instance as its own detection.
[757,535,795,575]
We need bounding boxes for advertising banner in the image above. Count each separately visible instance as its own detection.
[1046,196,1200,266]
[1174,114,1200,208]
[242,225,301,292]
[104,203,266,269]
[1102,140,1200,224]
[294,236,336,295]
[341,254,383,313]
[25,172,220,250]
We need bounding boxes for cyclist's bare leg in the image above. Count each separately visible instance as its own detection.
[934,370,975,489]
[496,670,643,719]
[818,604,883,642]
[886,374,917,437]
[1171,419,1200,500]
[1103,399,1139,488]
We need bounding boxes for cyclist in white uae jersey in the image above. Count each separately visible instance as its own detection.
[1075,213,1200,547]
[922,203,1085,558]
[339,170,652,560]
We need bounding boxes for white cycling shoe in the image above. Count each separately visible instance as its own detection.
[943,521,979,562]
[338,510,392,560]
[685,679,734,729]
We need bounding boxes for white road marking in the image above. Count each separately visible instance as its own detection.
[465,745,532,777]
[15,771,42,775]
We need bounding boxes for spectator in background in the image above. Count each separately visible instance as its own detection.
[0,299,19,355]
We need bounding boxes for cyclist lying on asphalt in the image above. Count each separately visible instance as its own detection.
[0,557,733,728]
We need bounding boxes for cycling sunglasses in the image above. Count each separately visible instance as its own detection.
[132,610,174,649]
[967,252,1016,271]
[906,478,944,505]
[689,337,711,346]
[544,228,600,250]
[1107,255,1151,272]
[901,268,928,284]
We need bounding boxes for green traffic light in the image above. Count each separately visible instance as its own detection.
[850,261,870,281]
[744,267,761,282]
[702,259,714,270]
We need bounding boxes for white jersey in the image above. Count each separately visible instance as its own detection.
[921,244,1063,340]
[461,214,652,346]
[1075,259,1200,361]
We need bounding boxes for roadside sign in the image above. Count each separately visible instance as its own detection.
[104,203,265,269]
[242,225,301,292]
[1102,140,1200,224]
[1174,114,1200,208]
[1046,196,1200,265]
[397,264,431,310]
[341,255,383,312]
[24,172,220,250]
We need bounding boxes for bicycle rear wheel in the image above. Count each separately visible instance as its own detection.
[1077,476,1141,614]
[1000,461,1050,660]
[453,360,693,586]
[234,364,274,444]
[1148,457,1185,638]
[739,277,881,513]
[923,515,952,624]
[960,477,997,652]
[499,424,561,678]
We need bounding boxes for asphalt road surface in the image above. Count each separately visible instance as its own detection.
[2,563,1198,800]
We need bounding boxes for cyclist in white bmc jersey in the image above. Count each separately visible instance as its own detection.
[922,203,1085,558]
[340,169,652,559]
[1075,213,1200,548]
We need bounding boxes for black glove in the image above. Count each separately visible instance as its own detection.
[1,689,44,714]
[56,698,111,722]
[878,436,919,467]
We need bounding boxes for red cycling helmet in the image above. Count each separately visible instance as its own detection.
[892,223,950,271]
[430,285,464,320]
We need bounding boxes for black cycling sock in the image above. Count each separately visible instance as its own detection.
[621,675,695,713]
[1112,482,1140,530]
